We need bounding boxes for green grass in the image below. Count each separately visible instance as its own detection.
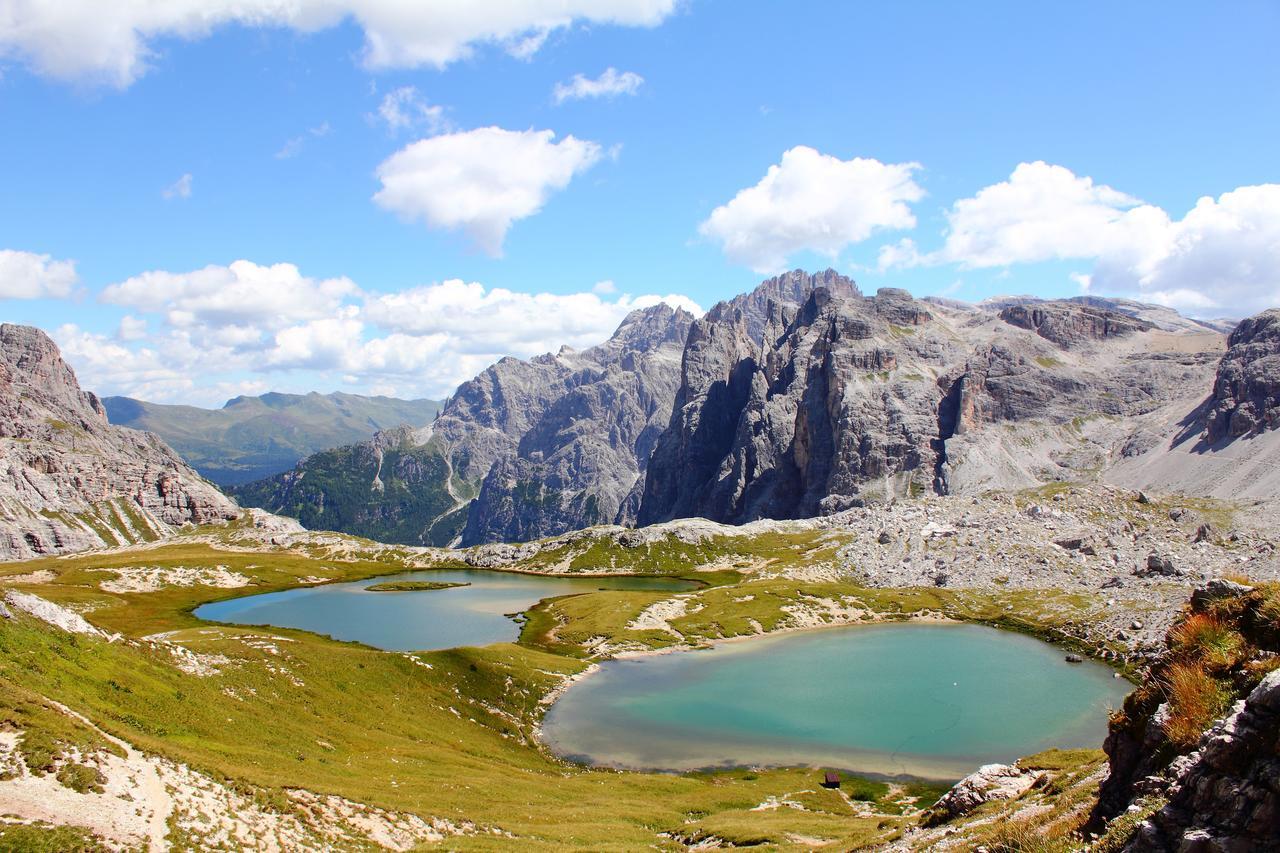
[0,822,109,853]
[0,522,1139,849]
[365,580,470,592]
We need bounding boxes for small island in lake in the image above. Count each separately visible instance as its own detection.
[365,580,471,592]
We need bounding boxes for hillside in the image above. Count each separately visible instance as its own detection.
[103,391,441,486]
[0,481,1276,849]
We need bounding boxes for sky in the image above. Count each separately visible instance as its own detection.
[1,0,1278,406]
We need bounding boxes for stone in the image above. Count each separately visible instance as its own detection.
[1190,579,1254,610]
[1137,553,1180,578]
[924,764,1041,825]
[1193,523,1215,544]
[877,531,893,545]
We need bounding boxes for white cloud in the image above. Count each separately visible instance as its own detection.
[58,259,701,405]
[1093,184,1280,316]
[116,315,147,341]
[101,260,359,338]
[553,67,644,103]
[930,161,1157,269]
[373,127,603,255]
[0,1,679,88]
[699,147,924,274]
[275,122,331,159]
[912,162,1280,317]
[364,279,701,356]
[162,172,192,199]
[0,249,78,299]
[592,279,617,294]
[376,86,446,134]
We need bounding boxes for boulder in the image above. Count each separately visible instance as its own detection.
[924,764,1041,825]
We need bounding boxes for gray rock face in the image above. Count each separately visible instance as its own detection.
[1123,670,1280,852]
[997,302,1151,347]
[1205,309,1280,443]
[461,304,692,544]
[0,324,238,560]
[638,279,1214,526]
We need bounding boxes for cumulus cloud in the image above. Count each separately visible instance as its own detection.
[699,147,924,274]
[62,259,701,405]
[0,1,679,88]
[376,86,447,134]
[930,161,1157,269]
[162,172,192,199]
[373,127,603,255]
[364,279,700,356]
[553,67,644,103]
[905,162,1280,317]
[0,249,78,299]
[101,260,359,340]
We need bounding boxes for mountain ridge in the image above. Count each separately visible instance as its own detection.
[104,390,442,486]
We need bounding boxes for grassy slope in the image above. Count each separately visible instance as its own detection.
[230,439,467,548]
[0,527,1120,850]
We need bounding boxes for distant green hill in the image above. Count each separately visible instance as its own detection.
[103,392,442,486]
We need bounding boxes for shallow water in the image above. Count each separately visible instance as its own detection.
[195,569,694,651]
[541,622,1132,779]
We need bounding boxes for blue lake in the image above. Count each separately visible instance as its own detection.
[541,622,1132,779]
[195,569,695,651]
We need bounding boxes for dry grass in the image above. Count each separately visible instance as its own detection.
[1169,612,1244,670]
[1160,662,1232,749]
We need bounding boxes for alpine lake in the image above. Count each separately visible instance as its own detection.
[198,572,1132,779]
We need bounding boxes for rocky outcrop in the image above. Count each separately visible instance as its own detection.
[461,304,692,544]
[0,324,238,560]
[638,280,1213,525]
[923,763,1042,826]
[998,302,1151,347]
[1205,309,1280,443]
[1092,581,1280,850]
[1123,669,1280,852]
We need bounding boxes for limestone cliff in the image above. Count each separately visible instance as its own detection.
[0,324,238,560]
[638,283,1226,525]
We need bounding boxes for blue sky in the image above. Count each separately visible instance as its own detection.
[1,1,1278,405]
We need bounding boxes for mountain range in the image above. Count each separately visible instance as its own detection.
[103,392,441,486]
[228,271,1280,546]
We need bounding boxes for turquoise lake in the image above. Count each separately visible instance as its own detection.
[540,623,1132,779]
[194,569,695,651]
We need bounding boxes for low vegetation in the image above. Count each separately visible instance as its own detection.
[0,521,1155,849]
[365,580,470,592]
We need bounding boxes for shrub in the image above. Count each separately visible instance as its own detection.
[55,762,105,794]
[1169,613,1244,670]
[1161,662,1232,749]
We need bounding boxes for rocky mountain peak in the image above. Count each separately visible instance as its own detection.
[0,323,107,435]
[1206,308,1280,442]
[0,324,238,560]
[713,268,861,343]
